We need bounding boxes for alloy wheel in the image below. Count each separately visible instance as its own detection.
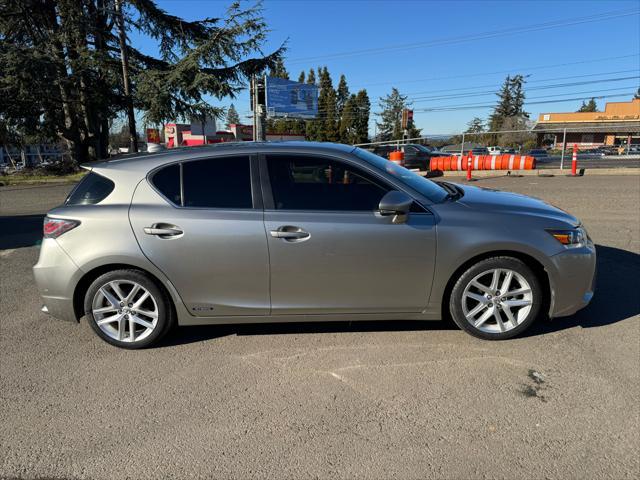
[461,268,533,334]
[91,280,159,343]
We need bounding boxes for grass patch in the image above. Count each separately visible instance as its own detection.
[0,171,86,186]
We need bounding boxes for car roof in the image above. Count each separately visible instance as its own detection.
[87,141,357,175]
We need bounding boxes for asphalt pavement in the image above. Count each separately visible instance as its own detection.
[1,176,639,479]
[536,154,640,169]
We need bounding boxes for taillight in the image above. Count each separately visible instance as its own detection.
[43,217,80,238]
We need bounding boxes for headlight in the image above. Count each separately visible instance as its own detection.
[547,226,587,248]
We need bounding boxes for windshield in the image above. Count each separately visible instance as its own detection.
[413,144,433,152]
[353,148,449,203]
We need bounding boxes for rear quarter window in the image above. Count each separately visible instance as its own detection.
[151,163,181,205]
[66,172,115,205]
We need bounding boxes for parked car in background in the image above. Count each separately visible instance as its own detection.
[34,142,596,348]
[371,144,445,171]
[583,148,606,157]
[595,146,618,156]
[487,146,502,155]
[470,147,489,155]
[526,149,550,161]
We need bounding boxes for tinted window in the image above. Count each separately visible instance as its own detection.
[66,172,114,205]
[267,155,390,211]
[151,164,181,205]
[182,156,252,208]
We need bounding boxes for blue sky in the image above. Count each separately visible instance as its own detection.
[138,0,640,134]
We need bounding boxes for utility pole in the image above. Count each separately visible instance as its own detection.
[251,75,266,142]
[115,0,138,153]
[559,127,567,170]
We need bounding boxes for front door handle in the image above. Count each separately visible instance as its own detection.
[269,226,310,242]
[144,223,183,238]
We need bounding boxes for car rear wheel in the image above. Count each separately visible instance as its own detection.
[449,257,542,340]
[84,269,174,349]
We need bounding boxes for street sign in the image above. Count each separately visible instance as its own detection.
[265,77,318,118]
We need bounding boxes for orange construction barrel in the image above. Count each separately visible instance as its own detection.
[389,150,404,166]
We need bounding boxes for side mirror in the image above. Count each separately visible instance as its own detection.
[379,190,413,224]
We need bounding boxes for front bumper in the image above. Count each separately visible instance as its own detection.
[548,240,597,318]
[33,238,81,322]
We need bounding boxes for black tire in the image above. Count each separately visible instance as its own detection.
[449,256,542,340]
[84,269,175,349]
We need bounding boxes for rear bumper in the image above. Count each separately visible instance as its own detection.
[548,240,597,318]
[33,238,81,322]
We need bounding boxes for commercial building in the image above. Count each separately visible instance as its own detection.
[163,120,304,148]
[533,98,640,150]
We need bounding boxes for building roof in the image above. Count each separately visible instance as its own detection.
[532,121,640,133]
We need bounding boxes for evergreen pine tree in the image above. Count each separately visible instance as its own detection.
[466,117,485,133]
[226,104,240,127]
[339,94,358,144]
[354,89,371,144]
[509,75,528,117]
[307,68,316,85]
[316,67,338,141]
[298,71,305,83]
[336,75,350,116]
[488,76,513,132]
[304,68,319,139]
[376,88,411,141]
[269,57,289,79]
[577,98,598,112]
[0,0,284,162]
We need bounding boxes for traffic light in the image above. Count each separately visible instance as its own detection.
[401,109,414,129]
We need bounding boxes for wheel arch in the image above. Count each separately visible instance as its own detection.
[72,263,177,322]
[440,250,551,322]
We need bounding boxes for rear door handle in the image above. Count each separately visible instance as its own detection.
[269,226,310,242]
[144,223,183,238]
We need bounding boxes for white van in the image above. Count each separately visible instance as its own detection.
[487,146,502,155]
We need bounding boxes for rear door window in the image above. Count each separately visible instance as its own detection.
[182,156,253,209]
[66,172,115,205]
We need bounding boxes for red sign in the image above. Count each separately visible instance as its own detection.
[147,128,161,143]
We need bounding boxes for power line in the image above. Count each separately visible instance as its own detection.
[403,69,640,97]
[346,53,640,90]
[308,77,640,115]
[304,89,637,120]
[409,76,640,103]
[241,55,639,118]
[415,92,637,112]
[288,9,639,64]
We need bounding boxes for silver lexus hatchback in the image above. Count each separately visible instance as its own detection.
[34,142,596,348]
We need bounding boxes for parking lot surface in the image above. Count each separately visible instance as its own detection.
[537,154,640,169]
[1,176,639,479]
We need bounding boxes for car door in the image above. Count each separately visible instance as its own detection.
[129,155,270,317]
[262,153,437,315]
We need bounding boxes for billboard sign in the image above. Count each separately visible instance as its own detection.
[265,76,318,118]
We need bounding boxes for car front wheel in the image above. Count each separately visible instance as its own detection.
[449,257,542,340]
